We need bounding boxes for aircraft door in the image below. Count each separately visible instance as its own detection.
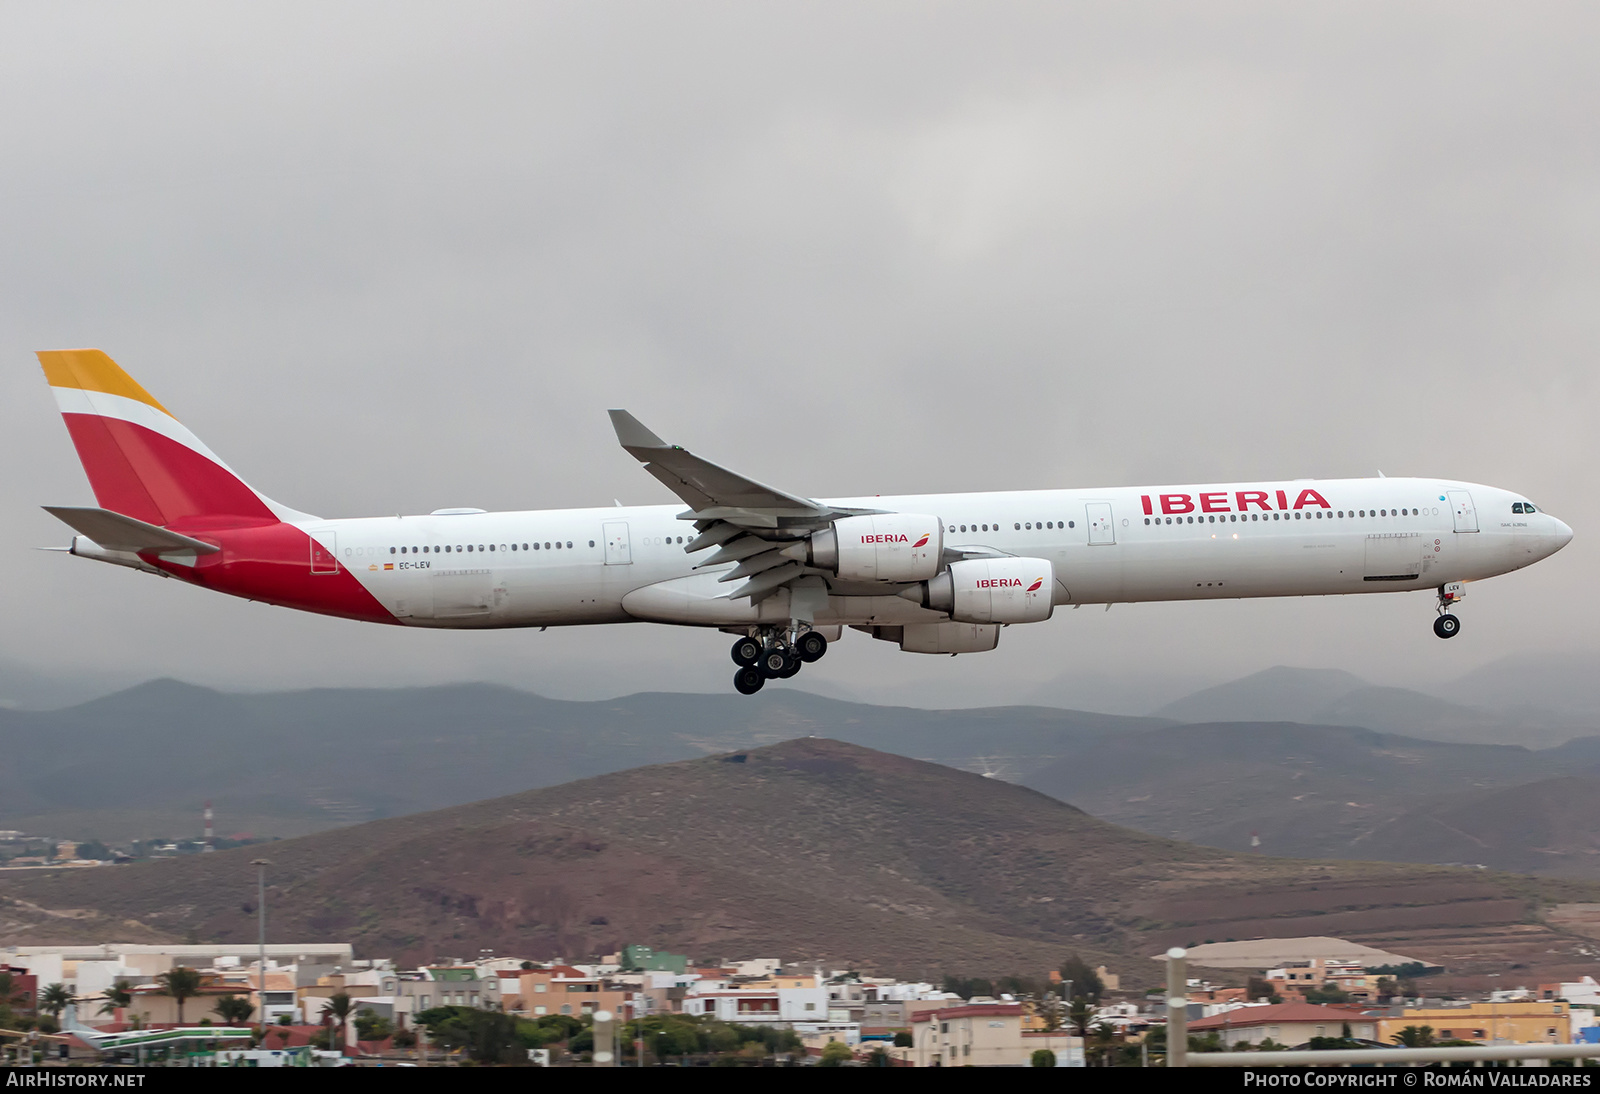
[1086,503,1115,545]
[310,532,338,574]
[603,521,633,565]
[1448,490,1479,533]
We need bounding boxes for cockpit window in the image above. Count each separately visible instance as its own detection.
[1513,502,1539,514]
[1513,503,1525,514]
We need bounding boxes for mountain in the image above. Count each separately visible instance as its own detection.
[1020,720,1569,858]
[3,738,1596,987]
[1154,667,1369,723]
[0,680,1164,841]
[1434,653,1600,720]
[1155,666,1597,748]
[1351,776,1600,875]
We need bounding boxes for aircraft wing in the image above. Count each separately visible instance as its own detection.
[43,506,221,555]
[608,410,876,608]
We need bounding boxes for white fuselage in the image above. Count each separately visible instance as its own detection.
[300,477,1570,631]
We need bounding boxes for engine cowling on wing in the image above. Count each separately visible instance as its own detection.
[809,514,942,582]
[925,557,1055,624]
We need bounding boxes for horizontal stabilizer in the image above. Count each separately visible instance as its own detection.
[43,506,220,555]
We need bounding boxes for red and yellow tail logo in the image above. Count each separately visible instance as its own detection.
[912,533,931,549]
[1027,578,1044,593]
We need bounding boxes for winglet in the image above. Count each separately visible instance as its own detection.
[608,410,669,452]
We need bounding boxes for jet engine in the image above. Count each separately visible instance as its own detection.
[809,514,942,582]
[924,557,1055,624]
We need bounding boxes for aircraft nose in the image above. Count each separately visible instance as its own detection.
[1553,517,1574,550]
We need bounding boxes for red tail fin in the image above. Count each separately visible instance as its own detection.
[38,349,302,527]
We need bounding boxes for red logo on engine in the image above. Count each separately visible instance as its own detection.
[1027,578,1044,593]
[912,534,931,548]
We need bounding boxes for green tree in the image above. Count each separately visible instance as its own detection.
[1031,1048,1057,1067]
[37,983,74,1021]
[1303,985,1349,1005]
[1087,1022,1121,1067]
[1392,1025,1436,1048]
[1058,954,1105,1003]
[1246,976,1282,1004]
[156,966,203,1024]
[819,1040,854,1066]
[320,992,355,1053]
[99,980,133,1018]
[355,1008,394,1041]
[213,995,254,1026]
[0,971,30,1019]
[415,1006,521,1064]
[1067,996,1094,1037]
[893,1031,913,1048]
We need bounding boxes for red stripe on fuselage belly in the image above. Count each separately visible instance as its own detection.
[156,522,398,625]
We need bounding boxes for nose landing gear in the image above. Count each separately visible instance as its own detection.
[1434,581,1465,639]
[729,626,829,693]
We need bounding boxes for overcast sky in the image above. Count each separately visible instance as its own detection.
[1,2,1594,709]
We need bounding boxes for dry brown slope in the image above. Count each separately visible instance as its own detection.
[1,739,1595,983]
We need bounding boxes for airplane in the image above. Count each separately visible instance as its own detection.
[36,349,1573,695]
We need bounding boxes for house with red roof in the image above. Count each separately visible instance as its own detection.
[1188,1002,1377,1048]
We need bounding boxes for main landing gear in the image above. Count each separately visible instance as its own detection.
[1434,581,1465,640]
[730,627,829,694]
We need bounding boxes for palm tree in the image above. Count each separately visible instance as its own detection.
[1392,1025,1436,1048]
[321,992,355,1053]
[38,983,74,1022]
[99,980,133,1018]
[214,995,254,1027]
[1067,996,1094,1037]
[156,966,204,1025]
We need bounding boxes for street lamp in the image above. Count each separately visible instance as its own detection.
[251,859,271,1037]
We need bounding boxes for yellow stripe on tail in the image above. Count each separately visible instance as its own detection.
[37,349,173,417]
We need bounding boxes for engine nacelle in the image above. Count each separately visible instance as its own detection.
[900,622,999,654]
[925,557,1055,624]
[810,514,942,583]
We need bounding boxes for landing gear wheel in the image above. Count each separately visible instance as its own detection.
[731,637,762,667]
[777,658,803,679]
[758,648,796,678]
[1433,614,1461,639]
[794,631,828,663]
[734,667,766,694]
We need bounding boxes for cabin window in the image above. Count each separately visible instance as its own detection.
[534,542,541,550]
